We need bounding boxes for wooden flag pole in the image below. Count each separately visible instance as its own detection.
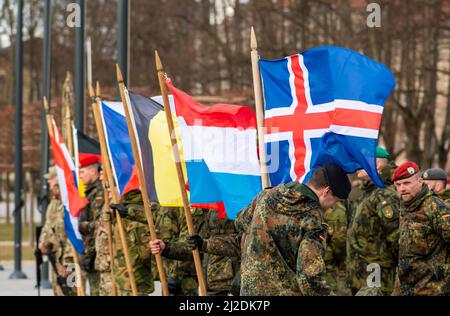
[43,97,86,297]
[89,83,118,296]
[115,65,170,296]
[91,84,138,296]
[250,27,270,189]
[154,51,208,296]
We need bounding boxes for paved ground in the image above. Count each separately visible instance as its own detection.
[0,261,162,296]
[0,261,53,296]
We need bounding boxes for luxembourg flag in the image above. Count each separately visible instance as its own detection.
[166,79,262,220]
[49,118,88,254]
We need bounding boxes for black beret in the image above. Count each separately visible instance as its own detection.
[422,168,447,181]
[323,164,351,199]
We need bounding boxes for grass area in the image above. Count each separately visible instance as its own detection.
[0,245,35,261]
[0,223,32,242]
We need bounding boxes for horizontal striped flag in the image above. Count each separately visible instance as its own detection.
[166,78,262,220]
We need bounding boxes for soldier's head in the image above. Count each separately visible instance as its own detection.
[393,161,423,202]
[307,164,351,210]
[79,156,101,186]
[45,166,60,199]
[422,168,447,194]
[357,147,390,180]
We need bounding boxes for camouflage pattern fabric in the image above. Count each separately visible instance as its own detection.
[113,189,154,296]
[162,208,239,296]
[355,286,383,296]
[393,185,450,296]
[438,189,450,208]
[39,198,76,296]
[99,271,113,296]
[95,209,115,296]
[347,162,400,295]
[155,206,198,296]
[235,182,331,296]
[324,201,350,295]
[78,178,104,296]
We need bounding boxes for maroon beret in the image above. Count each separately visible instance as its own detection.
[392,161,419,182]
[79,154,101,168]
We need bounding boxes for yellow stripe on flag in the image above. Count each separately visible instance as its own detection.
[148,111,187,207]
[78,177,86,198]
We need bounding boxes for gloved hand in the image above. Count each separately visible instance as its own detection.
[110,204,128,218]
[186,235,204,251]
[79,253,96,272]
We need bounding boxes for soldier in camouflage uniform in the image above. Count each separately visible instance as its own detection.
[154,206,198,295]
[78,158,104,296]
[110,189,154,296]
[392,162,450,296]
[94,206,114,296]
[347,147,400,295]
[203,164,350,296]
[324,201,351,295]
[39,167,76,296]
[422,168,450,208]
[150,208,240,296]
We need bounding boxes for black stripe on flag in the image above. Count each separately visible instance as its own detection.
[128,91,163,203]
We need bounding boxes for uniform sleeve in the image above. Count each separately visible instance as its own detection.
[205,233,241,258]
[162,241,194,261]
[431,199,450,243]
[379,196,401,260]
[78,206,91,236]
[296,211,332,296]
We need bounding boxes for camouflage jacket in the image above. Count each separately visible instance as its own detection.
[347,163,400,295]
[162,208,240,295]
[39,198,73,266]
[324,201,348,293]
[94,198,114,273]
[78,178,104,271]
[438,189,450,208]
[236,182,331,296]
[393,185,450,296]
[113,189,154,295]
[153,207,191,279]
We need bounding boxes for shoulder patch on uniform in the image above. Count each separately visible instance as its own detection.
[322,222,333,235]
[328,225,334,235]
[382,207,394,219]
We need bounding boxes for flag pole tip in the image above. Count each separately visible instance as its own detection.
[96,81,101,97]
[251,26,257,50]
[155,51,163,72]
[116,64,124,83]
[43,97,49,114]
[88,83,95,99]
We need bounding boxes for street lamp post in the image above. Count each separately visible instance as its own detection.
[9,0,27,280]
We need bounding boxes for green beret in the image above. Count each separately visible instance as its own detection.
[376,146,390,159]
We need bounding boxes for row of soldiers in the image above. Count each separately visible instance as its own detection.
[39,147,450,296]
[38,155,240,296]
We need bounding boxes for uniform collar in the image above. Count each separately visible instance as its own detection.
[402,184,430,212]
[85,177,101,195]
